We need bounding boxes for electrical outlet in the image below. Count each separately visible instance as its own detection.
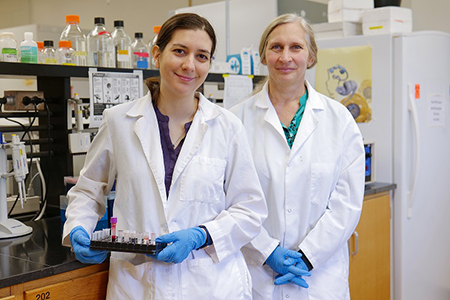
[2,91,45,111]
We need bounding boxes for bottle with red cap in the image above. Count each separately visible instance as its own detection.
[60,15,87,66]
[87,17,115,67]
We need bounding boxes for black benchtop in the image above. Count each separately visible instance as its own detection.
[0,182,396,289]
[0,216,92,289]
[364,182,397,196]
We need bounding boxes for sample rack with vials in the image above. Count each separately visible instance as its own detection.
[90,218,167,255]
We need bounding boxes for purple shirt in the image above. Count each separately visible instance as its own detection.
[153,102,192,196]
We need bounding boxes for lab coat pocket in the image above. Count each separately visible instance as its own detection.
[311,163,337,206]
[180,156,226,203]
[183,255,249,300]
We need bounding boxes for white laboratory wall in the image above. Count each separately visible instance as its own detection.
[173,0,277,62]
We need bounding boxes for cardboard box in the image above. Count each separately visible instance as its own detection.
[362,7,412,35]
[328,0,374,23]
[313,22,362,39]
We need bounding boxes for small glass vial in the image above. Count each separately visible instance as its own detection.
[150,233,156,245]
[43,40,57,64]
[110,216,117,242]
[57,40,75,65]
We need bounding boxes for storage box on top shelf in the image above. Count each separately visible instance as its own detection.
[362,7,412,35]
[327,0,374,23]
[312,21,362,39]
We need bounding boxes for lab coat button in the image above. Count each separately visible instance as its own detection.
[287,209,292,213]
[286,295,290,298]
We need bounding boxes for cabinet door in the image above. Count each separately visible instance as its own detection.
[349,192,390,300]
[24,270,108,300]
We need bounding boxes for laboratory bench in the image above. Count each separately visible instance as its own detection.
[0,182,395,299]
[0,217,108,299]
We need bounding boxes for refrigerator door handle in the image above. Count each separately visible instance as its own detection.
[407,83,421,219]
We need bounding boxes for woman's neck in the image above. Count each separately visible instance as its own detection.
[268,80,307,105]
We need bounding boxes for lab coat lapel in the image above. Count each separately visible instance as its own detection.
[290,81,324,156]
[171,96,214,186]
[128,94,167,202]
[256,85,286,143]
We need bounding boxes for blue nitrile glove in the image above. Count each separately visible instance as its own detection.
[275,272,309,288]
[70,226,108,264]
[155,227,206,264]
[266,246,310,276]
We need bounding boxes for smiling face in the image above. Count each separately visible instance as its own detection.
[153,29,212,100]
[263,22,313,88]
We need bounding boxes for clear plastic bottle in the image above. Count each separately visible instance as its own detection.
[57,40,75,65]
[60,15,87,66]
[43,40,57,64]
[131,32,149,69]
[37,41,45,63]
[20,32,38,63]
[87,17,115,67]
[0,32,19,62]
[149,25,161,69]
[111,20,132,69]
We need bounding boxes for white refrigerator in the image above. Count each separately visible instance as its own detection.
[307,31,450,300]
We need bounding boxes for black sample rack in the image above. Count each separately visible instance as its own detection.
[90,240,167,255]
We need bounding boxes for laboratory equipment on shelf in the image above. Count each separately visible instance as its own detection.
[0,32,19,62]
[87,17,115,68]
[20,32,38,63]
[131,32,149,69]
[0,133,33,239]
[111,20,132,69]
[60,14,87,66]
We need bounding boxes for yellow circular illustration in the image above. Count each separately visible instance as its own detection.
[341,93,371,122]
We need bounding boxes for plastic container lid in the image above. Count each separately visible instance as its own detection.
[95,17,105,25]
[44,40,53,47]
[153,26,161,33]
[24,32,33,41]
[59,40,72,48]
[66,15,80,23]
[114,20,124,27]
[135,32,143,38]
[37,41,44,49]
[0,32,15,38]
[111,216,117,224]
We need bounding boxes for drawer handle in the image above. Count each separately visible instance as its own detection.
[350,231,359,256]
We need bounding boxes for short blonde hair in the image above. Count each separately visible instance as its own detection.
[259,13,318,69]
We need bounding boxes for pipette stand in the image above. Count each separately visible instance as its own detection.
[0,141,33,239]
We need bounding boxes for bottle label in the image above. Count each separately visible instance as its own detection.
[98,31,110,36]
[44,58,57,64]
[74,51,87,57]
[117,50,130,62]
[20,46,38,63]
[133,52,149,58]
[1,48,18,62]
[136,60,149,69]
[62,63,76,66]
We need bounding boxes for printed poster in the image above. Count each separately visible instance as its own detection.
[89,68,143,128]
[315,46,372,123]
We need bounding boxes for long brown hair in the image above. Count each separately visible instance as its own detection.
[145,13,217,100]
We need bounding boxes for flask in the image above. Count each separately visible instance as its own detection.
[0,32,19,62]
[87,17,115,67]
[37,42,44,63]
[149,25,161,69]
[131,32,149,69]
[60,15,87,66]
[20,32,38,64]
[57,40,75,65]
[43,40,57,64]
[111,20,132,68]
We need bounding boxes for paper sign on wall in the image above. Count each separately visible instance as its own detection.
[89,68,143,128]
[427,94,445,126]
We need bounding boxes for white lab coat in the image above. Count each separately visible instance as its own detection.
[230,81,365,300]
[62,92,267,300]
